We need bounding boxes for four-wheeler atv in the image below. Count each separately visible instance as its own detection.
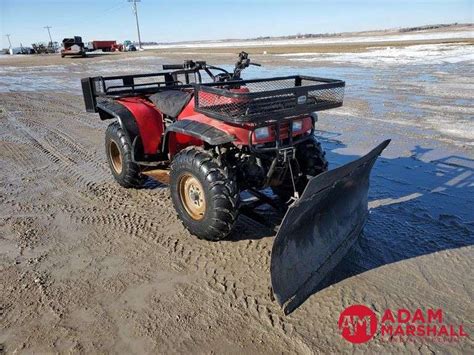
[81,52,389,313]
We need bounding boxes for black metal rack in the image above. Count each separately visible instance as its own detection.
[81,70,197,112]
[193,76,345,124]
[82,72,345,120]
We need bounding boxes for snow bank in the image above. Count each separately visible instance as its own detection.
[278,43,474,66]
[143,30,473,49]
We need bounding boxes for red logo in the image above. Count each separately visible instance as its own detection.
[338,305,468,344]
[338,305,378,344]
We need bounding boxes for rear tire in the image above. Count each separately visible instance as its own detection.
[170,147,239,241]
[272,137,328,201]
[105,122,146,188]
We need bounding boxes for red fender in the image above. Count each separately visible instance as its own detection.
[117,97,164,155]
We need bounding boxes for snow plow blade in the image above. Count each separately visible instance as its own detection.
[271,140,390,314]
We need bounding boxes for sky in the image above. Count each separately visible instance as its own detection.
[1,0,472,48]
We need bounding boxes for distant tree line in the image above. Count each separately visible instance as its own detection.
[398,23,467,32]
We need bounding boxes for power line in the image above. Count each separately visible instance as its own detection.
[128,0,142,49]
[44,26,53,44]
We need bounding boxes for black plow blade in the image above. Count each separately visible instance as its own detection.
[271,140,390,314]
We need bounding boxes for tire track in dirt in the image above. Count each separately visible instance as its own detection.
[0,141,34,169]
[3,95,188,219]
[6,97,172,230]
[6,113,74,166]
[3,102,178,241]
[20,115,108,171]
[1,92,104,130]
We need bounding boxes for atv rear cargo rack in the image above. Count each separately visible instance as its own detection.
[81,70,199,112]
[193,76,345,124]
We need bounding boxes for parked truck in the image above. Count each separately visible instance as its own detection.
[89,40,117,52]
[123,40,137,51]
[61,36,86,58]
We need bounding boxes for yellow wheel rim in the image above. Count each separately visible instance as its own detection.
[109,140,123,175]
[179,173,206,220]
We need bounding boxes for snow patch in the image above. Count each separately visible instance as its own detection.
[279,43,474,66]
[143,30,473,49]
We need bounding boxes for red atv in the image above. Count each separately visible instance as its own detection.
[81,52,389,313]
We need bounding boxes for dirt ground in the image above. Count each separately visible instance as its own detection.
[0,34,473,354]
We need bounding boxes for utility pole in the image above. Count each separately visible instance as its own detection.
[128,0,142,49]
[44,26,53,45]
[5,34,13,55]
[6,34,12,48]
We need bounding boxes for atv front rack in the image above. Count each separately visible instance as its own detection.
[193,76,345,124]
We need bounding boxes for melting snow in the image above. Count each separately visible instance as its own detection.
[278,43,474,66]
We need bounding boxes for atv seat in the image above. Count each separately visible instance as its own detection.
[149,90,193,118]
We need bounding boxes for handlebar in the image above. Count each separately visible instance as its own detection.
[162,52,261,83]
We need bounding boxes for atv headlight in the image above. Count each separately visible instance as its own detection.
[254,126,270,140]
[292,120,303,132]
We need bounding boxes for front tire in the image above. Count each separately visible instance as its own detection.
[170,147,239,241]
[105,122,146,188]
